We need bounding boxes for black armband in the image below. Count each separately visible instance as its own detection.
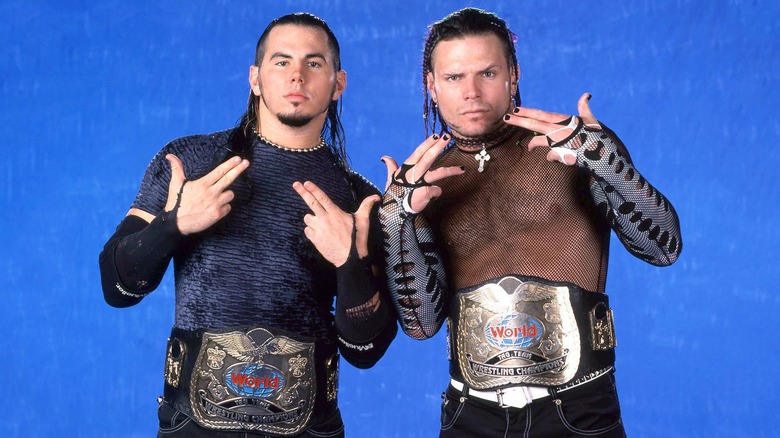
[334,219,397,368]
[335,250,389,340]
[338,319,397,369]
[335,215,381,319]
[98,210,181,307]
[336,253,376,311]
[335,252,398,369]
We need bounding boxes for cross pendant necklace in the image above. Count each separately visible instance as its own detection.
[475,144,490,172]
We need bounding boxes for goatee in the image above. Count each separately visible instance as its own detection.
[277,113,314,128]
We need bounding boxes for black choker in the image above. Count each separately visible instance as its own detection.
[453,125,516,150]
[453,126,517,173]
[252,127,325,153]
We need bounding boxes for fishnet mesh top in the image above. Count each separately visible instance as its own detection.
[380,124,682,340]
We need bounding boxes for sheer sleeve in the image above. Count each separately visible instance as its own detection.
[570,123,683,265]
[379,181,448,340]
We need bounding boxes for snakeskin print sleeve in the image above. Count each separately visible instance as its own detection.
[559,121,682,266]
[379,180,448,340]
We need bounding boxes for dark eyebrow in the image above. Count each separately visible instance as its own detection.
[305,52,328,64]
[268,52,328,64]
[440,63,501,77]
[438,68,463,77]
[479,64,500,74]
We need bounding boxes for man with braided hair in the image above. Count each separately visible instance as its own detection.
[99,13,396,437]
[380,7,681,437]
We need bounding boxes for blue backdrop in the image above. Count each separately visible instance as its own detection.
[1,1,778,437]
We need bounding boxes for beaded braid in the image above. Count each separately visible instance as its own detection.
[422,8,522,137]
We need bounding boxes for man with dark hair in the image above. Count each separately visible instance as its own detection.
[99,13,396,437]
[380,7,682,437]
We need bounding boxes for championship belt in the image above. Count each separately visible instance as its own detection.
[176,327,319,435]
[451,276,615,389]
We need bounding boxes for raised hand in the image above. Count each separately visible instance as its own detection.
[503,93,601,166]
[381,134,465,214]
[293,180,380,267]
[164,154,249,235]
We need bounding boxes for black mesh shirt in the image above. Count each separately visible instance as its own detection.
[380,125,682,339]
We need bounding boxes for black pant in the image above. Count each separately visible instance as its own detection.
[440,372,626,438]
[157,402,345,438]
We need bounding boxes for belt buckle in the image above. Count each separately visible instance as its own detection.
[495,387,530,409]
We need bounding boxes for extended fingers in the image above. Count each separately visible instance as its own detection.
[381,156,399,190]
[353,196,379,259]
[221,159,249,190]
[355,194,381,219]
[509,94,600,135]
[404,134,446,165]
[404,134,450,184]
[164,154,188,213]
[425,165,466,184]
[293,181,337,215]
[509,106,570,125]
[390,134,450,185]
[165,154,186,184]
[577,93,600,127]
[292,181,324,215]
[504,112,562,135]
[204,156,250,189]
[415,133,451,174]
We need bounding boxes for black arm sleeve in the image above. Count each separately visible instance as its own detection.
[334,253,398,369]
[98,211,180,308]
[334,206,397,369]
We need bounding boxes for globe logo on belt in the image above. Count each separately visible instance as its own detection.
[484,313,544,349]
[225,363,286,398]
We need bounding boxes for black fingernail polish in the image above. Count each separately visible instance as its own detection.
[433,134,439,140]
[504,114,511,121]
[513,107,520,114]
[442,134,450,141]
[460,166,465,170]
[587,93,592,100]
